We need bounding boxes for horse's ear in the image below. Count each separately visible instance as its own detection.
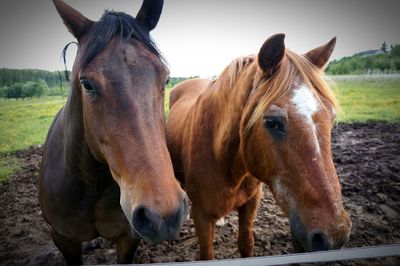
[136,0,164,31]
[258,34,286,77]
[305,37,336,68]
[53,0,92,40]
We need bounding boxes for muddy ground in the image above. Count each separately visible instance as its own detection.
[0,122,399,265]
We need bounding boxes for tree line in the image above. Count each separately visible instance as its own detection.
[0,68,69,87]
[0,68,194,100]
[0,80,51,100]
[1,42,399,99]
[0,68,70,100]
[167,77,196,88]
[326,44,400,75]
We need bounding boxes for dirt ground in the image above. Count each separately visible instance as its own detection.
[0,122,399,265]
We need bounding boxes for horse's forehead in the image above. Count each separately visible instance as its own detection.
[290,83,322,154]
[85,39,167,77]
[120,39,168,74]
[104,39,138,61]
[99,39,151,61]
[291,84,320,121]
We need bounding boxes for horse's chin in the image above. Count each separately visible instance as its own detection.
[291,231,306,253]
[289,213,308,252]
[131,219,181,245]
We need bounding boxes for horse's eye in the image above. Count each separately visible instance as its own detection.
[163,77,170,90]
[80,78,96,93]
[263,117,286,139]
[264,119,278,129]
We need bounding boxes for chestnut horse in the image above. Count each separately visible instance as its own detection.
[39,0,188,264]
[166,34,351,260]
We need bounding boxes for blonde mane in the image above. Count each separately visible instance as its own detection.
[225,55,255,88]
[246,49,338,131]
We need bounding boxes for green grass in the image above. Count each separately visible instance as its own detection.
[164,85,173,118]
[0,97,65,184]
[0,97,66,155]
[332,77,400,123]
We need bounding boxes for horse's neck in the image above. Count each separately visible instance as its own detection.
[210,64,258,176]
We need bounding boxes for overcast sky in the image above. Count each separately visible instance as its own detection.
[0,0,399,77]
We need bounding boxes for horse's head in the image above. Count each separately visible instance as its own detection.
[240,34,351,252]
[54,0,188,242]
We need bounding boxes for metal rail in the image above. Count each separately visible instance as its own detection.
[121,244,400,266]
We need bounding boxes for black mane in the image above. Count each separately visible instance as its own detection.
[81,10,163,68]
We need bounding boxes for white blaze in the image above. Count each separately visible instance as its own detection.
[291,84,321,154]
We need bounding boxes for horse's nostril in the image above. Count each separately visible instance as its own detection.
[134,207,148,223]
[132,206,162,238]
[308,230,331,251]
[131,199,188,242]
[169,196,190,231]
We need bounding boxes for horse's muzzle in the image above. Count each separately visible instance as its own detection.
[131,196,189,243]
[289,212,350,252]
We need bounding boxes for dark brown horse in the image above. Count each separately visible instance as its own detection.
[167,34,351,260]
[39,0,188,264]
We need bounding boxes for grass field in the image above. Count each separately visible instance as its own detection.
[0,77,399,183]
[331,76,400,122]
[0,97,66,155]
[0,97,66,183]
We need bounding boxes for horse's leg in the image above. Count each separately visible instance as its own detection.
[51,229,82,265]
[192,208,215,260]
[237,194,261,257]
[115,235,140,263]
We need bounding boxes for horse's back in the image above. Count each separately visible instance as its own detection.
[169,78,211,108]
[168,78,212,146]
